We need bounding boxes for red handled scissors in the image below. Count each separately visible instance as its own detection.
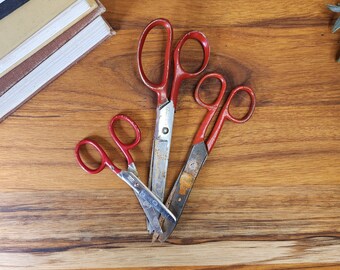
[154,73,256,242]
[138,18,210,232]
[75,114,176,233]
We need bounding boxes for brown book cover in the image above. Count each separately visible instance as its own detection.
[0,0,105,96]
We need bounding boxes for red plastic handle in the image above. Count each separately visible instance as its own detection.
[170,31,210,109]
[137,18,173,106]
[75,139,121,174]
[109,114,141,165]
[206,86,256,153]
[193,73,227,145]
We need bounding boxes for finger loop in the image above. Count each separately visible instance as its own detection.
[174,31,210,77]
[137,18,173,102]
[75,139,106,174]
[194,73,227,109]
[225,86,256,123]
[110,114,141,150]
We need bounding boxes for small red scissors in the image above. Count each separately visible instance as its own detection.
[138,18,210,232]
[154,73,256,242]
[75,114,176,233]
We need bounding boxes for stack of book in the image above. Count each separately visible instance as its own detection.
[0,0,114,122]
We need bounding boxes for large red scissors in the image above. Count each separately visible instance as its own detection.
[137,18,210,232]
[154,73,256,242]
[75,114,176,233]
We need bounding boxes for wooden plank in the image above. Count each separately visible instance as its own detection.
[0,0,339,269]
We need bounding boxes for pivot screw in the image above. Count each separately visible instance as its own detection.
[162,127,169,134]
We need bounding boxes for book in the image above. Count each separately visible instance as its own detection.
[0,0,105,95]
[0,0,77,59]
[0,0,99,77]
[0,16,114,122]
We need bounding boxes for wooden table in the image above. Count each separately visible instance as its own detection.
[0,0,339,269]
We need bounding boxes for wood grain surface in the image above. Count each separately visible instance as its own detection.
[0,0,339,269]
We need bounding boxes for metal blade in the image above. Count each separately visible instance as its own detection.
[150,100,175,200]
[127,164,163,234]
[146,142,155,233]
[147,100,175,232]
[118,170,177,224]
[127,163,139,177]
[136,194,163,234]
[154,142,208,242]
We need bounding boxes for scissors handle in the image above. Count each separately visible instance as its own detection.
[137,18,173,106]
[109,114,141,165]
[192,73,227,145]
[75,139,121,174]
[206,85,256,153]
[170,31,210,109]
[75,114,141,175]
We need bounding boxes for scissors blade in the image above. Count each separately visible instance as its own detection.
[154,141,208,242]
[150,100,175,199]
[147,100,175,231]
[136,194,163,234]
[127,163,139,177]
[127,164,163,234]
[118,170,177,224]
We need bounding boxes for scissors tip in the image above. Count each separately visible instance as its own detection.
[151,233,159,243]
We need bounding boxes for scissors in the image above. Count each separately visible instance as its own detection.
[137,18,210,232]
[75,114,176,233]
[153,73,256,242]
